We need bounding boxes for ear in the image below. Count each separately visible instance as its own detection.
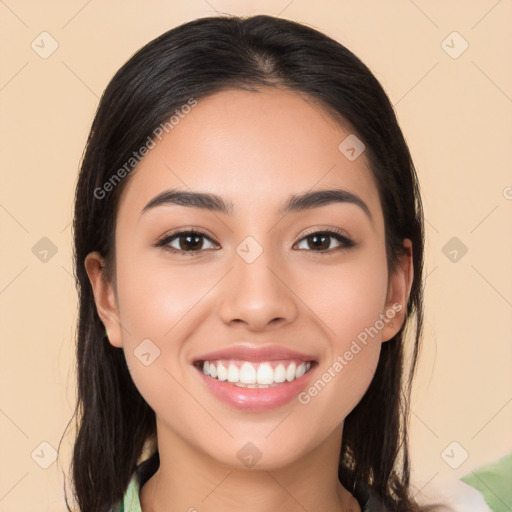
[84,251,123,348]
[381,239,414,342]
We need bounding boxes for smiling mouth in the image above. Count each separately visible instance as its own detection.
[193,359,317,388]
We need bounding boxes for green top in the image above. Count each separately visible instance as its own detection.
[114,453,388,512]
[115,451,511,511]
[461,453,512,512]
[117,474,385,511]
[119,475,142,512]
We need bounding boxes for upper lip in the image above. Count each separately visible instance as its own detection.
[193,344,317,364]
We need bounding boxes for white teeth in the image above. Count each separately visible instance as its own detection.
[217,362,228,381]
[200,360,313,386]
[286,362,296,382]
[239,362,257,384]
[234,382,271,388]
[296,363,306,378]
[256,362,274,384]
[227,364,239,383]
[274,364,286,383]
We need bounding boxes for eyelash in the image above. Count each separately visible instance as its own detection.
[154,228,355,256]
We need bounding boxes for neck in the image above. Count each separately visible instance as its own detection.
[140,420,360,512]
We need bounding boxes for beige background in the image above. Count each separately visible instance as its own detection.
[1,0,511,510]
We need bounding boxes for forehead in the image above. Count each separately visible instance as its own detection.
[117,87,383,225]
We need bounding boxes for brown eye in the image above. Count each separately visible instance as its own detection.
[174,233,205,251]
[295,230,355,253]
[156,230,219,254]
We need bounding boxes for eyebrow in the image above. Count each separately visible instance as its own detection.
[140,188,372,222]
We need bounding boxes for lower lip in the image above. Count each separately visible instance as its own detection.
[195,363,316,412]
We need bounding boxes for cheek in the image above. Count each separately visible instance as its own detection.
[115,249,217,339]
[294,247,388,414]
[298,245,389,346]
[114,249,223,404]
[299,343,381,422]
[115,256,208,415]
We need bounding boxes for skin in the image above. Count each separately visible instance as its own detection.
[85,87,413,512]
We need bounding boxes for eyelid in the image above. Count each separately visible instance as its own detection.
[155,225,356,255]
[155,226,216,244]
[297,225,352,241]
[154,227,220,251]
[294,227,355,252]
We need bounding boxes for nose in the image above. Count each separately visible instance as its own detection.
[218,248,299,331]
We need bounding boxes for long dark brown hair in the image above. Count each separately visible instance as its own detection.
[63,14,426,511]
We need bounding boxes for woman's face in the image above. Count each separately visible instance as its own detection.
[87,87,411,469]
